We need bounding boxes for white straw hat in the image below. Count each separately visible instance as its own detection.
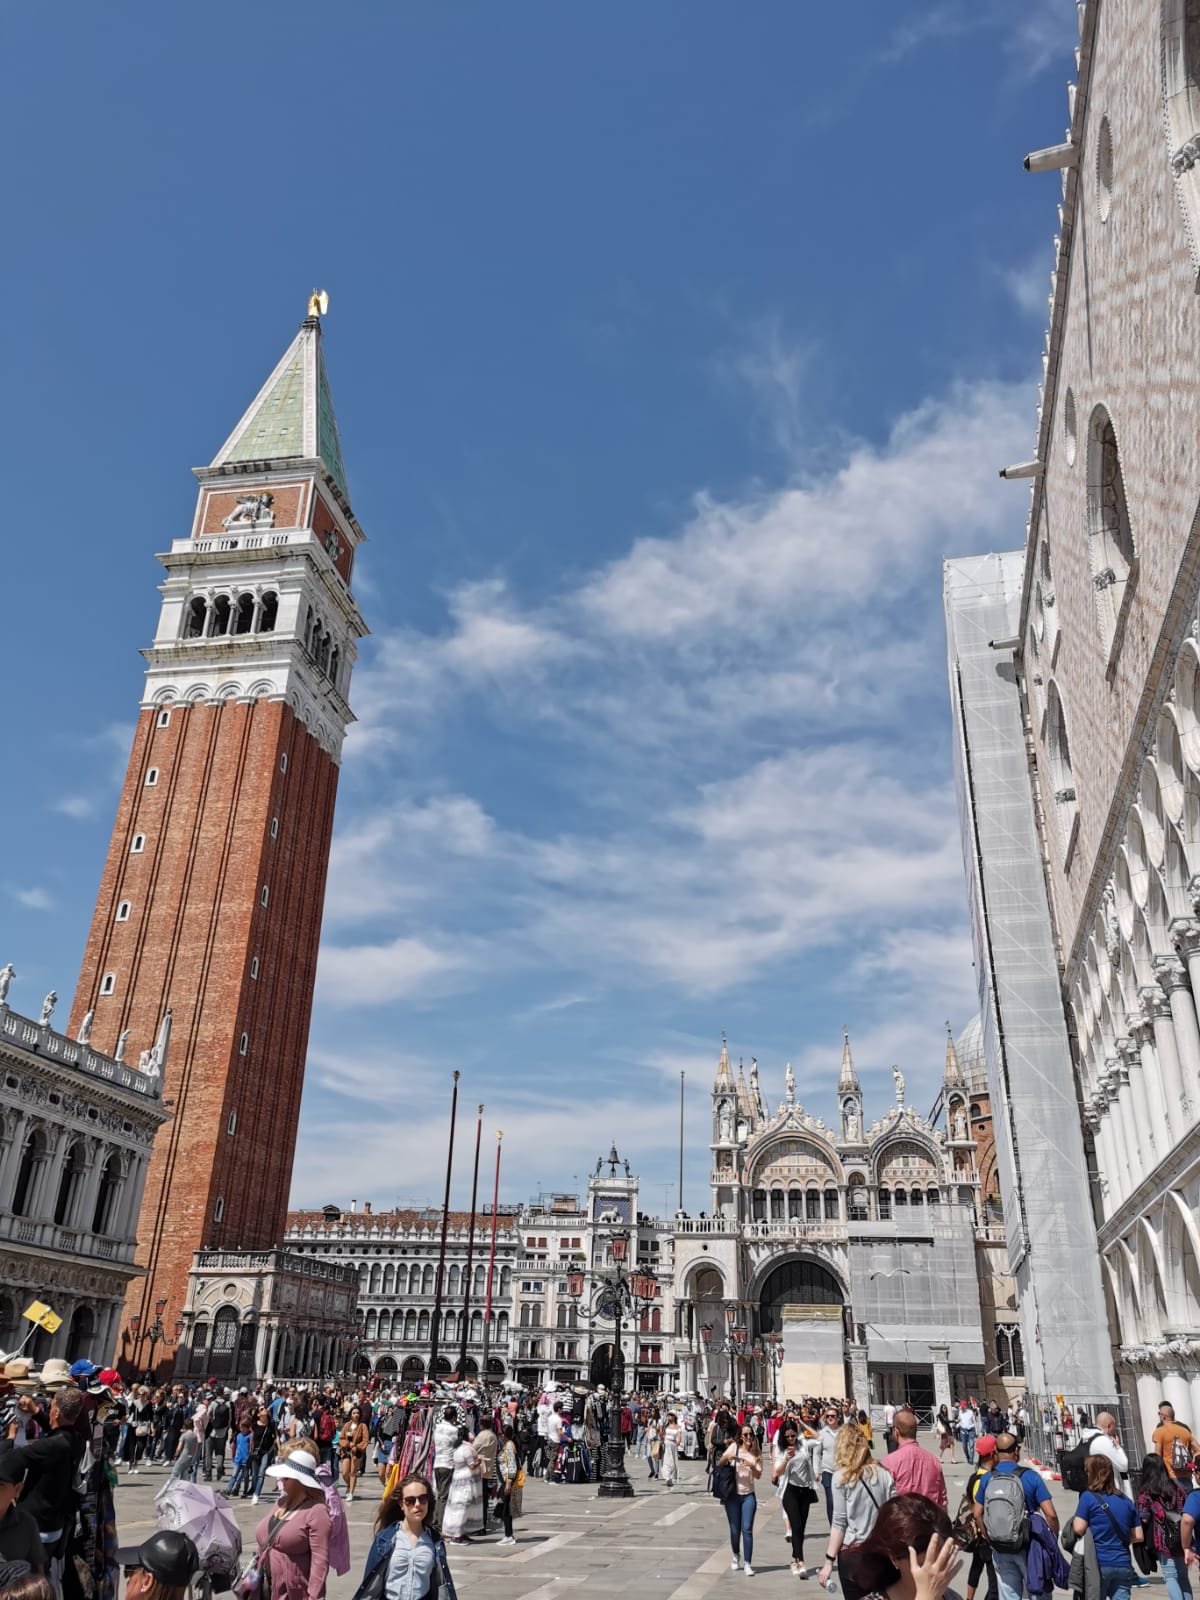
[265,1450,322,1487]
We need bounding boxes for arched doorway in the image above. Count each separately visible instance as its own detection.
[589,1343,615,1389]
[375,1355,398,1376]
[67,1306,95,1362]
[758,1258,846,1398]
[759,1259,843,1331]
[401,1356,424,1385]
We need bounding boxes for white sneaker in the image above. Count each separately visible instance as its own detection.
[251,1495,259,1505]
[346,1494,354,1502]
[731,1559,740,1571]
[744,1567,755,1578]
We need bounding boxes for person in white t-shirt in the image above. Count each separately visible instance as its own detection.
[433,1404,461,1526]
[1084,1411,1131,1497]
[546,1403,565,1481]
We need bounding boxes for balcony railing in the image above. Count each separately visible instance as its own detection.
[0,1211,134,1265]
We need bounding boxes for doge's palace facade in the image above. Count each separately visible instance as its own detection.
[1011,0,1200,1435]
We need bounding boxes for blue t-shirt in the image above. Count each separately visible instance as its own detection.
[1077,1491,1137,1567]
[975,1461,1046,1514]
[1184,1489,1200,1524]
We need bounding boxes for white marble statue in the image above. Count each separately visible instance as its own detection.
[846,1107,861,1142]
[39,990,57,1027]
[785,1061,795,1104]
[952,1108,967,1141]
[114,1028,130,1064]
[891,1064,905,1105]
[0,963,13,1005]
[77,1010,94,1045]
[719,1103,733,1142]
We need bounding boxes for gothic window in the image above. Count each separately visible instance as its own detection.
[806,1190,821,1222]
[1086,407,1135,640]
[212,595,232,636]
[54,1141,85,1226]
[369,1263,382,1295]
[234,593,255,635]
[236,1319,257,1374]
[770,1190,785,1221]
[210,1307,238,1375]
[1012,1328,1024,1376]
[894,1188,908,1207]
[752,1189,767,1222]
[330,646,340,686]
[382,1264,395,1295]
[878,1188,892,1220]
[12,1129,47,1217]
[910,1188,924,1207]
[788,1189,803,1219]
[189,1320,210,1373]
[824,1188,840,1220]
[259,592,278,633]
[184,597,207,639]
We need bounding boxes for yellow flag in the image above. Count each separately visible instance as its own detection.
[22,1300,61,1333]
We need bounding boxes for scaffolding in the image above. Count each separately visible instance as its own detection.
[943,553,1115,1400]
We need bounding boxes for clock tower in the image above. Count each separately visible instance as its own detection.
[69,304,368,1363]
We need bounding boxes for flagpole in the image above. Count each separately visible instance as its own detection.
[481,1131,503,1386]
[678,1071,685,1214]
[429,1071,460,1384]
[457,1105,484,1382]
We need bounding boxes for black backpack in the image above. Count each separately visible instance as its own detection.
[1061,1437,1091,1492]
[210,1400,231,1433]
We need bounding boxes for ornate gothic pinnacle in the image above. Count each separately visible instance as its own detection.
[838,1027,861,1093]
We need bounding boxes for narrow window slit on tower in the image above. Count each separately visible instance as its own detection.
[131,834,145,854]
[259,591,278,633]
[145,768,159,787]
[184,597,207,639]
[212,595,232,635]
[235,593,255,635]
[260,885,269,907]
[115,902,131,922]
[99,974,115,996]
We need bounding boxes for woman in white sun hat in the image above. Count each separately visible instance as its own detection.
[253,1440,331,1600]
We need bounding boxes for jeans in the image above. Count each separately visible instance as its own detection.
[962,1430,976,1466]
[434,1466,454,1526]
[725,1492,756,1565]
[227,1461,251,1496]
[781,1484,812,1564]
[992,1549,1029,1600]
[1163,1556,1193,1600]
[634,1425,645,1457]
[252,1452,274,1497]
[1099,1567,1137,1600]
[821,1470,833,1524]
[203,1433,228,1479]
[648,1451,661,1478]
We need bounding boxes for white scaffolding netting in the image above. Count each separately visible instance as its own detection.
[944,552,1115,1399]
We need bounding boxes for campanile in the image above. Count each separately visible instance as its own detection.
[70,300,367,1356]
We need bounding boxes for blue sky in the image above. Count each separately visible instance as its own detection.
[1,1,1074,1214]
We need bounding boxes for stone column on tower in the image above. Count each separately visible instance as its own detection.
[69,302,369,1359]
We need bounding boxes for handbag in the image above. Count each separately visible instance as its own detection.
[242,1510,291,1600]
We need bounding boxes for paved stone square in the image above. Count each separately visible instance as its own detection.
[104,1444,1165,1600]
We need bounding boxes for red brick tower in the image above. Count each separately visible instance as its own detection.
[70,301,367,1360]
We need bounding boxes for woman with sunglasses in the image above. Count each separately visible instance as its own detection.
[719,1424,763,1576]
[772,1420,819,1576]
[351,1475,458,1600]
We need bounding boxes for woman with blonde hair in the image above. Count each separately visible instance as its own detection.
[253,1440,331,1600]
[816,1423,896,1600]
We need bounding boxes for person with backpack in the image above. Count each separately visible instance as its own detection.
[1072,1454,1141,1600]
[315,1405,337,1469]
[1137,1452,1190,1600]
[204,1390,232,1482]
[972,1432,1059,1600]
[1155,1404,1200,1487]
[817,1422,895,1600]
[957,1435,997,1600]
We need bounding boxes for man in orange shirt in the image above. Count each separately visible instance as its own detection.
[1152,1401,1199,1480]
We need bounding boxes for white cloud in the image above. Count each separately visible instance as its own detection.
[316,935,469,1006]
[53,795,94,820]
[13,886,53,911]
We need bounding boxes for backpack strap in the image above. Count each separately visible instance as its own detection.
[1096,1495,1131,1550]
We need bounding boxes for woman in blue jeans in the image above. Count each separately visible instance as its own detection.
[720,1425,763,1575]
[1137,1452,1191,1600]
[1073,1455,1142,1600]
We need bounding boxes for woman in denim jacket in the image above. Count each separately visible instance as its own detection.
[351,1475,458,1600]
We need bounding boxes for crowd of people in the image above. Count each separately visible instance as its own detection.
[6,1357,1200,1600]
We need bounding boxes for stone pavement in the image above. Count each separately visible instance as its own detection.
[103,1439,1170,1600]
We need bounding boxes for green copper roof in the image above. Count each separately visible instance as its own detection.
[226,348,305,463]
[214,320,351,502]
[317,353,349,501]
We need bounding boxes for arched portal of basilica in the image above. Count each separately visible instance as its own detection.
[759,1259,847,1398]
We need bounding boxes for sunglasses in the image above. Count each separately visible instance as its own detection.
[402,1494,429,1507]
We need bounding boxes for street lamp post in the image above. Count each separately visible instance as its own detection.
[566,1226,654,1498]
[130,1297,181,1381]
[722,1306,749,1407]
[762,1333,784,1404]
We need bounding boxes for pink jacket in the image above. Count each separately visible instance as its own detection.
[255,1504,331,1600]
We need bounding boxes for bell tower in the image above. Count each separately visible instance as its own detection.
[69,301,368,1359]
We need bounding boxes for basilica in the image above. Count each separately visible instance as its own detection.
[672,1026,1021,1412]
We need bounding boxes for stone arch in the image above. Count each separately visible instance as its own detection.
[1106,1239,1144,1343]
[744,1132,843,1190]
[1166,1189,1200,1321]
[756,1256,846,1335]
[1046,681,1078,848]
[1136,1216,1170,1338]
[1162,0,1200,278]
[1085,406,1136,639]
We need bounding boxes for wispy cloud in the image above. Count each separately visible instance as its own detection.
[13,886,53,912]
[53,795,95,821]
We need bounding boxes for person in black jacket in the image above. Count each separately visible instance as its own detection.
[0,1451,44,1573]
[14,1387,86,1594]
